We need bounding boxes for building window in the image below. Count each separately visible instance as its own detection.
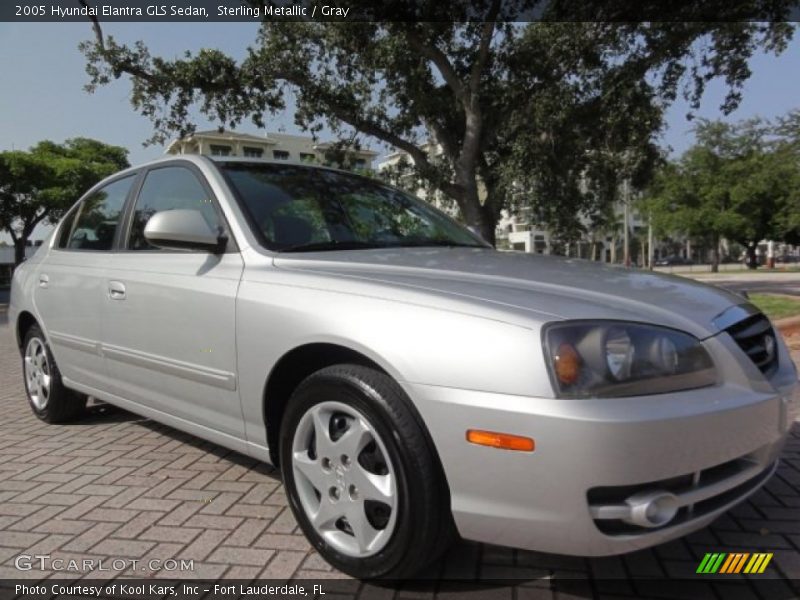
[210,144,232,157]
[299,152,316,163]
[243,146,263,158]
[354,158,367,169]
[273,150,290,160]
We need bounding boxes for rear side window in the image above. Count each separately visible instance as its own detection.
[57,175,134,251]
[127,166,222,250]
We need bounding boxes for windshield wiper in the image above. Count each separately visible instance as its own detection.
[278,240,388,253]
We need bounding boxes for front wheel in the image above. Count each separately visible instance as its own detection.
[280,364,453,579]
[23,324,86,423]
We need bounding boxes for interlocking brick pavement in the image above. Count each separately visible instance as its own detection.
[0,320,799,599]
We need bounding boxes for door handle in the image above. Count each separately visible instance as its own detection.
[108,281,126,300]
[38,274,49,288]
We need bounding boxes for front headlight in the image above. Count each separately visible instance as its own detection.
[544,321,717,398]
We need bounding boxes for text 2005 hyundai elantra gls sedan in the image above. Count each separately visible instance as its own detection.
[9,155,799,578]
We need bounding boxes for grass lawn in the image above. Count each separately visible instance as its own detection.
[749,293,800,321]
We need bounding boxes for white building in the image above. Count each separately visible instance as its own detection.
[165,130,379,170]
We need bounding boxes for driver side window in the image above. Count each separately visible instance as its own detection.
[127,166,222,250]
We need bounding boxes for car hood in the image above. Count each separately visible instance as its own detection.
[272,247,747,338]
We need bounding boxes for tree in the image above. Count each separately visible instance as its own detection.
[773,109,800,246]
[642,118,800,271]
[79,2,795,244]
[0,138,129,266]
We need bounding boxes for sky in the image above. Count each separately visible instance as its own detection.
[1,22,799,240]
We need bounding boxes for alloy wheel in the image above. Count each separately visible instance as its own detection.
[24,337,51,410]
[291,400,397,558]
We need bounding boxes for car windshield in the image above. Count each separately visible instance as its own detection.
[219,162,487,252]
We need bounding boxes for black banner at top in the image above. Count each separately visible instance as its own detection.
[3,0,800,22]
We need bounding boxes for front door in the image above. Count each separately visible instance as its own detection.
[103,164,245,440]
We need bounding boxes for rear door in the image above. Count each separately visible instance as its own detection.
[102,162,245,440]
[34,174,137,392]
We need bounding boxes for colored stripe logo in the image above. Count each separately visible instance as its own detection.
[696,552,773,574]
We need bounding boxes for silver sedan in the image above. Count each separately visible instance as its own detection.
[9,155,799,579]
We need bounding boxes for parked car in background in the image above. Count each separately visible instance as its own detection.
[654,255,694,267]
[9,156,799,578]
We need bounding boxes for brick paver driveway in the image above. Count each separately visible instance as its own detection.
[1,318,799,599]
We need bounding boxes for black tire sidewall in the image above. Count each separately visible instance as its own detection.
[280,368,430,579]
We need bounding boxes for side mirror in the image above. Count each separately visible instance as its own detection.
[144,209,225,252]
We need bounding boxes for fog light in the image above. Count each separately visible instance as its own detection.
[624,491,679,528]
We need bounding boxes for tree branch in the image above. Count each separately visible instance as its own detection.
[404,28,467,103]
[469,1,501,99]
[344,113,461,199]
[424,119,458,162]
[22,210,48,238]
[80,0,155,82]
[270,67,463,200]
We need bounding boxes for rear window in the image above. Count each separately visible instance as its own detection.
[57,175,135,251]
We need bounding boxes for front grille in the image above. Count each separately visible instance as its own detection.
[726,313,779,376]
[587,450,777,536]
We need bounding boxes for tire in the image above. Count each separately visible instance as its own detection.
[280,364,453,579]
[22,324,86,424]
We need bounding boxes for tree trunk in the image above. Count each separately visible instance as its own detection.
[455,174,497,247]
[14,238,27,267]
[478,217,496,246]
[459,199,496,246]
[710,233,720,273]
[744,243,758,270]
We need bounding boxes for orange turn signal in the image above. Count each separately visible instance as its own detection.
[554,342,581,385]
[466,429,535,452]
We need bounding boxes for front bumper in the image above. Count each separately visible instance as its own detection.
[404,341,799,556]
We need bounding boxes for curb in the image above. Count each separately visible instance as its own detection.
[775,315,800,333]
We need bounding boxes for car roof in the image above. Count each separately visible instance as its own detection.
[89,154,385,205]
[127,154,365,177]
[206,155,367,178]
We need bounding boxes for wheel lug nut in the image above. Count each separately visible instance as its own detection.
[341,455,350,468]
[329,487,340,501]
[321,457,331,471]
[348,484,359,501]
